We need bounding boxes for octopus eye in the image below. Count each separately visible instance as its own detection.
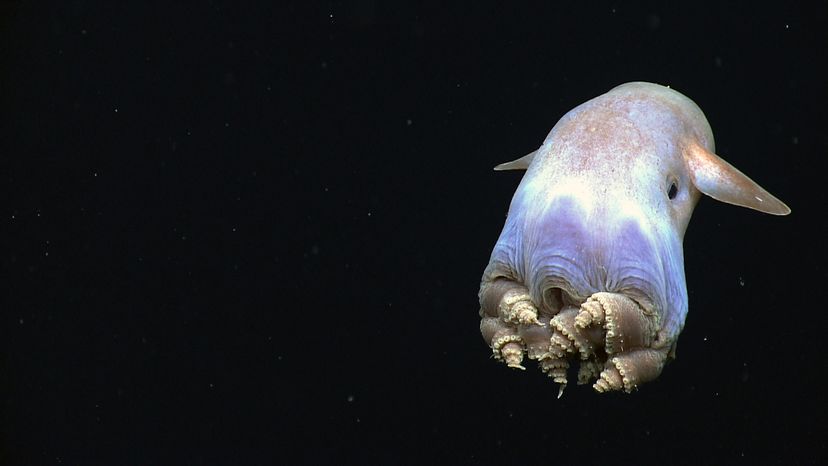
[667,179,679,200]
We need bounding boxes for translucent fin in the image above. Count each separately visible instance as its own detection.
[494,150,537,171]
[685,142,790,215]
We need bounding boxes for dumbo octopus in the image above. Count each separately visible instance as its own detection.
[478,82,790,395]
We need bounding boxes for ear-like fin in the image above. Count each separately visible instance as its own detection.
[494,150,537,171]
[685,142,791,215]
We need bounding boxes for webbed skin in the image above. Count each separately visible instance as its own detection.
[479,82,789,394]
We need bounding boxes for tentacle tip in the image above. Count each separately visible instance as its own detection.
[574,311,591,328]
[520,314,541,326]
[557,384,566,399]
[507,363,527,370]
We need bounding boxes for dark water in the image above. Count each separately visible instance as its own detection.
[2,1,825,464]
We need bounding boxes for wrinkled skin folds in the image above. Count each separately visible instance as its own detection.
[479,82,790,394]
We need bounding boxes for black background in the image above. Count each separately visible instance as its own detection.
[2,1,826,464]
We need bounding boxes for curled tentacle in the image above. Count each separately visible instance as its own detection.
[480,280,540,325]
[491,327,526,370]
[539,356,569,397]
[499,289,540,325]
[576,292,659,354]
[594,348,669,393]
[550,306,596,359]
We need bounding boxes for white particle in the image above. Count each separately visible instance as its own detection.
[114,108,118,113]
